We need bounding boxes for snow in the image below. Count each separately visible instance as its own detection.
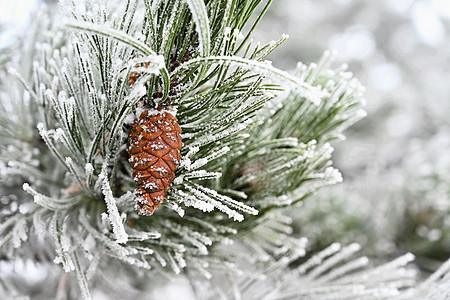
[11,219,27,248]
[143,181,158,190]
[187,158,207,170]
[323,167,343,184]
[173,175,184,185]
[194,183,258,216]
[184,184,242,221]
[178,56,326,105]
[22,183,75,211]
[98,168,128,244]
[85,163,94,176]
[307,243,361,280]
[51,215,75,273]
[185,170,222,180]
[174,189,214,212]
[297,243,342,275]
[166,201,185,217]
[124,112,136,124]
[129,54,165,76]
[184,0,210,56]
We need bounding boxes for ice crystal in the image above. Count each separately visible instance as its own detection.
[98,168,128,244]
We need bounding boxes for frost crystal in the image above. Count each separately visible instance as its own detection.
[129,54,166,75]
[98,167,128,244]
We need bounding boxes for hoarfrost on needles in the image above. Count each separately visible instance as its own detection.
[98,168,128,244]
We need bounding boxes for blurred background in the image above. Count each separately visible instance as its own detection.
[1,0,449,284]
[253,0,450,273]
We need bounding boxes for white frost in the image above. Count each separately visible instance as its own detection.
[98,167,128,244]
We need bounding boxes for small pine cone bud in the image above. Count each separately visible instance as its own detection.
[129,61,151,86]
[128,108,182,215]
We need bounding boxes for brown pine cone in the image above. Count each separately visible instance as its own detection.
[129,61,152,86]
[128,108,182,215]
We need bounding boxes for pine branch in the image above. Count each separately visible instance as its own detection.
[3,1,443,299]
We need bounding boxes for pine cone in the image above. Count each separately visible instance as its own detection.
[129,61,151,86]
[128,109,182,215]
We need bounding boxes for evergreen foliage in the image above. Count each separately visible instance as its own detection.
[0,1,448,298]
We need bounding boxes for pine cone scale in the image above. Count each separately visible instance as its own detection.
[160,131,181,148]
[162,156,178,172]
